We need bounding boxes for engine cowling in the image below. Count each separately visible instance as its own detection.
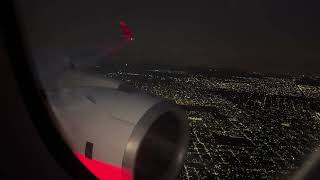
[47,71,189,180]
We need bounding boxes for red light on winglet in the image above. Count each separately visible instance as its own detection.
[119,20,134,41]
[102,20,134,56]
[74,151,132,180]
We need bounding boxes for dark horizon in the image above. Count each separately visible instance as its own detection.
[17,0,320,75]
[98,61,320,76]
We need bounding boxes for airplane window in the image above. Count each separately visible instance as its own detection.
[16,0,320,180]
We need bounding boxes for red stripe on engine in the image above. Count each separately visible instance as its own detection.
[74,151,132,180]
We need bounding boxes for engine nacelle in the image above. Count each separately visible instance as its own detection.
[47,71,189,180]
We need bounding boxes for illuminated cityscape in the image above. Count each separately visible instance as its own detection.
[96,64,320,180]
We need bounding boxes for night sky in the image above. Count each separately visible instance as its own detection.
[17,0,320,74]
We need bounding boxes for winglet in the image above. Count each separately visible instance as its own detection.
[119,20,134,41]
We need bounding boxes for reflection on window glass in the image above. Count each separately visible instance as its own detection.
[18,0,320,179]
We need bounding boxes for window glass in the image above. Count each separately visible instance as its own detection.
[17,0,320,179]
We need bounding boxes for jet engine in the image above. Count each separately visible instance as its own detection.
[46,71,189,180]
